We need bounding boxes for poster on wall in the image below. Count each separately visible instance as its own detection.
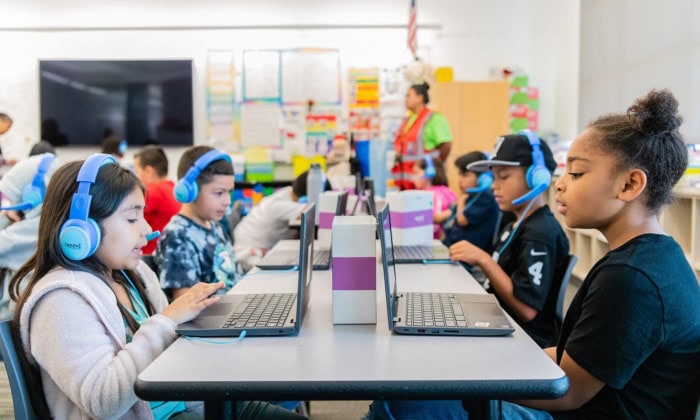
[348,67,380,109]
[305,114,337,155]
[206,50,238,145]
[241,102,282,147]
[242,50,281,101]
[281,49,341,105]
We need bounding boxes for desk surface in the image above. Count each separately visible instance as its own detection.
[136,261,567,402]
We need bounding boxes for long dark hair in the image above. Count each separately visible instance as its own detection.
[9,159,155,417]
[588,89,687,213]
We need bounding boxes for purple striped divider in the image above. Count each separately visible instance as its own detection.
[389,209,433,229]
[332,256,376,290]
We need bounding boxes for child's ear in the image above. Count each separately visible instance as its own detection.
[617,168,647,202]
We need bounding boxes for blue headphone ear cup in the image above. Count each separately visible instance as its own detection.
[466,172,493,194]
[21,185,43,209]
[526,165,552,190]
[423,157,436,179]
[478,172,493,190]
[174,179,198,203]
[59,218,101,260]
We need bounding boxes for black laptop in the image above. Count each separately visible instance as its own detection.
[175,205,315,337]
[377,203,514,336]
[256,191,348,270]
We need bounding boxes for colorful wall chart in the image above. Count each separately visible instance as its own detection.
[205,50,238,144]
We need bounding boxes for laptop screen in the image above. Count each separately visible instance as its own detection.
[377,203,399,330]
[364,178,376,216]
[336,190,349,216]
[297,203,315,330]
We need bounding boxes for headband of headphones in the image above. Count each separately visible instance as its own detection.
[174,149,232,203]
[512,130,551,205]
[59,154,117,260]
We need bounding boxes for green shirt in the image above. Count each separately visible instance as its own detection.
[405,111,453,151]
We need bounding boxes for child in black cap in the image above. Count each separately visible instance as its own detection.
[449,131,569,348]
[443,151,500,250]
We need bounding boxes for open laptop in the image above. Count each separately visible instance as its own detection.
[377,203,514,336]
[175,205,315,337]
[256,191,348,270]
[363,178,377,216]
[392,240,451,264]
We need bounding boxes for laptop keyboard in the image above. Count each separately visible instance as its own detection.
[394,246,432,260]
[405,293,469,327]
[223,293,296,329]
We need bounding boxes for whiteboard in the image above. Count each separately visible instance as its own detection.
[242,50,281,101]
[241,102,282,147]
[281,49,341,105]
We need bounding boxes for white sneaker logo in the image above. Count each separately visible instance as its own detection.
[530,249,547,256]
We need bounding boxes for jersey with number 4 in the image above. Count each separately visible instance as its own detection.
[490,205,569,348]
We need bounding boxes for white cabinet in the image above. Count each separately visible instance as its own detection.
[546,183,700,280]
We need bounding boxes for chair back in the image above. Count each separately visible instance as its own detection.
[556,255,578,324]
[0,320,39,419]
[142,255,160,277]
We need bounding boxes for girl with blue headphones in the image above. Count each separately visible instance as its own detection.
[412,155,457,239]
[6,155,263,419]
[8,154,301,419]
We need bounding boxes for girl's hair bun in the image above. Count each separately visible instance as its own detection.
[627,89,682,135]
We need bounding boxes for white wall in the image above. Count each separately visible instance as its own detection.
[0,0,580,165]
[579,0,700,143]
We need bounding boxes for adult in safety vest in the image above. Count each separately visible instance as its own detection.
[392,83,453,190]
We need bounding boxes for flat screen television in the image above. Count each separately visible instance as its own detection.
[39,60,194,147]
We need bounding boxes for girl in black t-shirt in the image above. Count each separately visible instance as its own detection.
[510,90,700,418]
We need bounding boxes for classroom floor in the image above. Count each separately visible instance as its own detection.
[0,282,581,419]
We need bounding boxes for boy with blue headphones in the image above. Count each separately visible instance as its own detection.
[154,146,241,300]
[449,131,569,348]
[443,151,500,250]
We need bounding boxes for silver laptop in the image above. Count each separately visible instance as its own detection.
[257,191,348,270]
[377,203,514,336]
[392,241,451,264]
[175,205,315,337]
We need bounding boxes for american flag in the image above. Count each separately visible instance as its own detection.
[408,0,418,58]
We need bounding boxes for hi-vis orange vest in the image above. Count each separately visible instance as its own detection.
[392,107,433,190]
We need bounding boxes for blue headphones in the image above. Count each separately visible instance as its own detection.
[422,155,436,179]
[174,149,232,203]
[59,154,117,261]
[118,139,128,155]
[466,152,493,194]
[512,130,551,205]
[0,154,56,211]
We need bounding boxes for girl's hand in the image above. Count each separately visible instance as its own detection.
[449,240,488,266]
[161,281,226,325]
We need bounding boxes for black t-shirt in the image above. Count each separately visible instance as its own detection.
[554,234,700,419]
[489,205,569,348]
[443,190,500,251]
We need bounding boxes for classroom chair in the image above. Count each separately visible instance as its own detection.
[0,319,40,419]
[142,255,160,278]
[555,254,578,324]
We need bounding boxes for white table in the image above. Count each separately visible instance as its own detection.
[136,262,568,419]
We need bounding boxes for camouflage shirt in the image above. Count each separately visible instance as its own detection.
[155,215,240,296]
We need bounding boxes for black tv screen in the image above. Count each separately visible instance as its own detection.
[39,60,194,147]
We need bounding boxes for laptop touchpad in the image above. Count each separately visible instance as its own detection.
[199,303,235,316]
